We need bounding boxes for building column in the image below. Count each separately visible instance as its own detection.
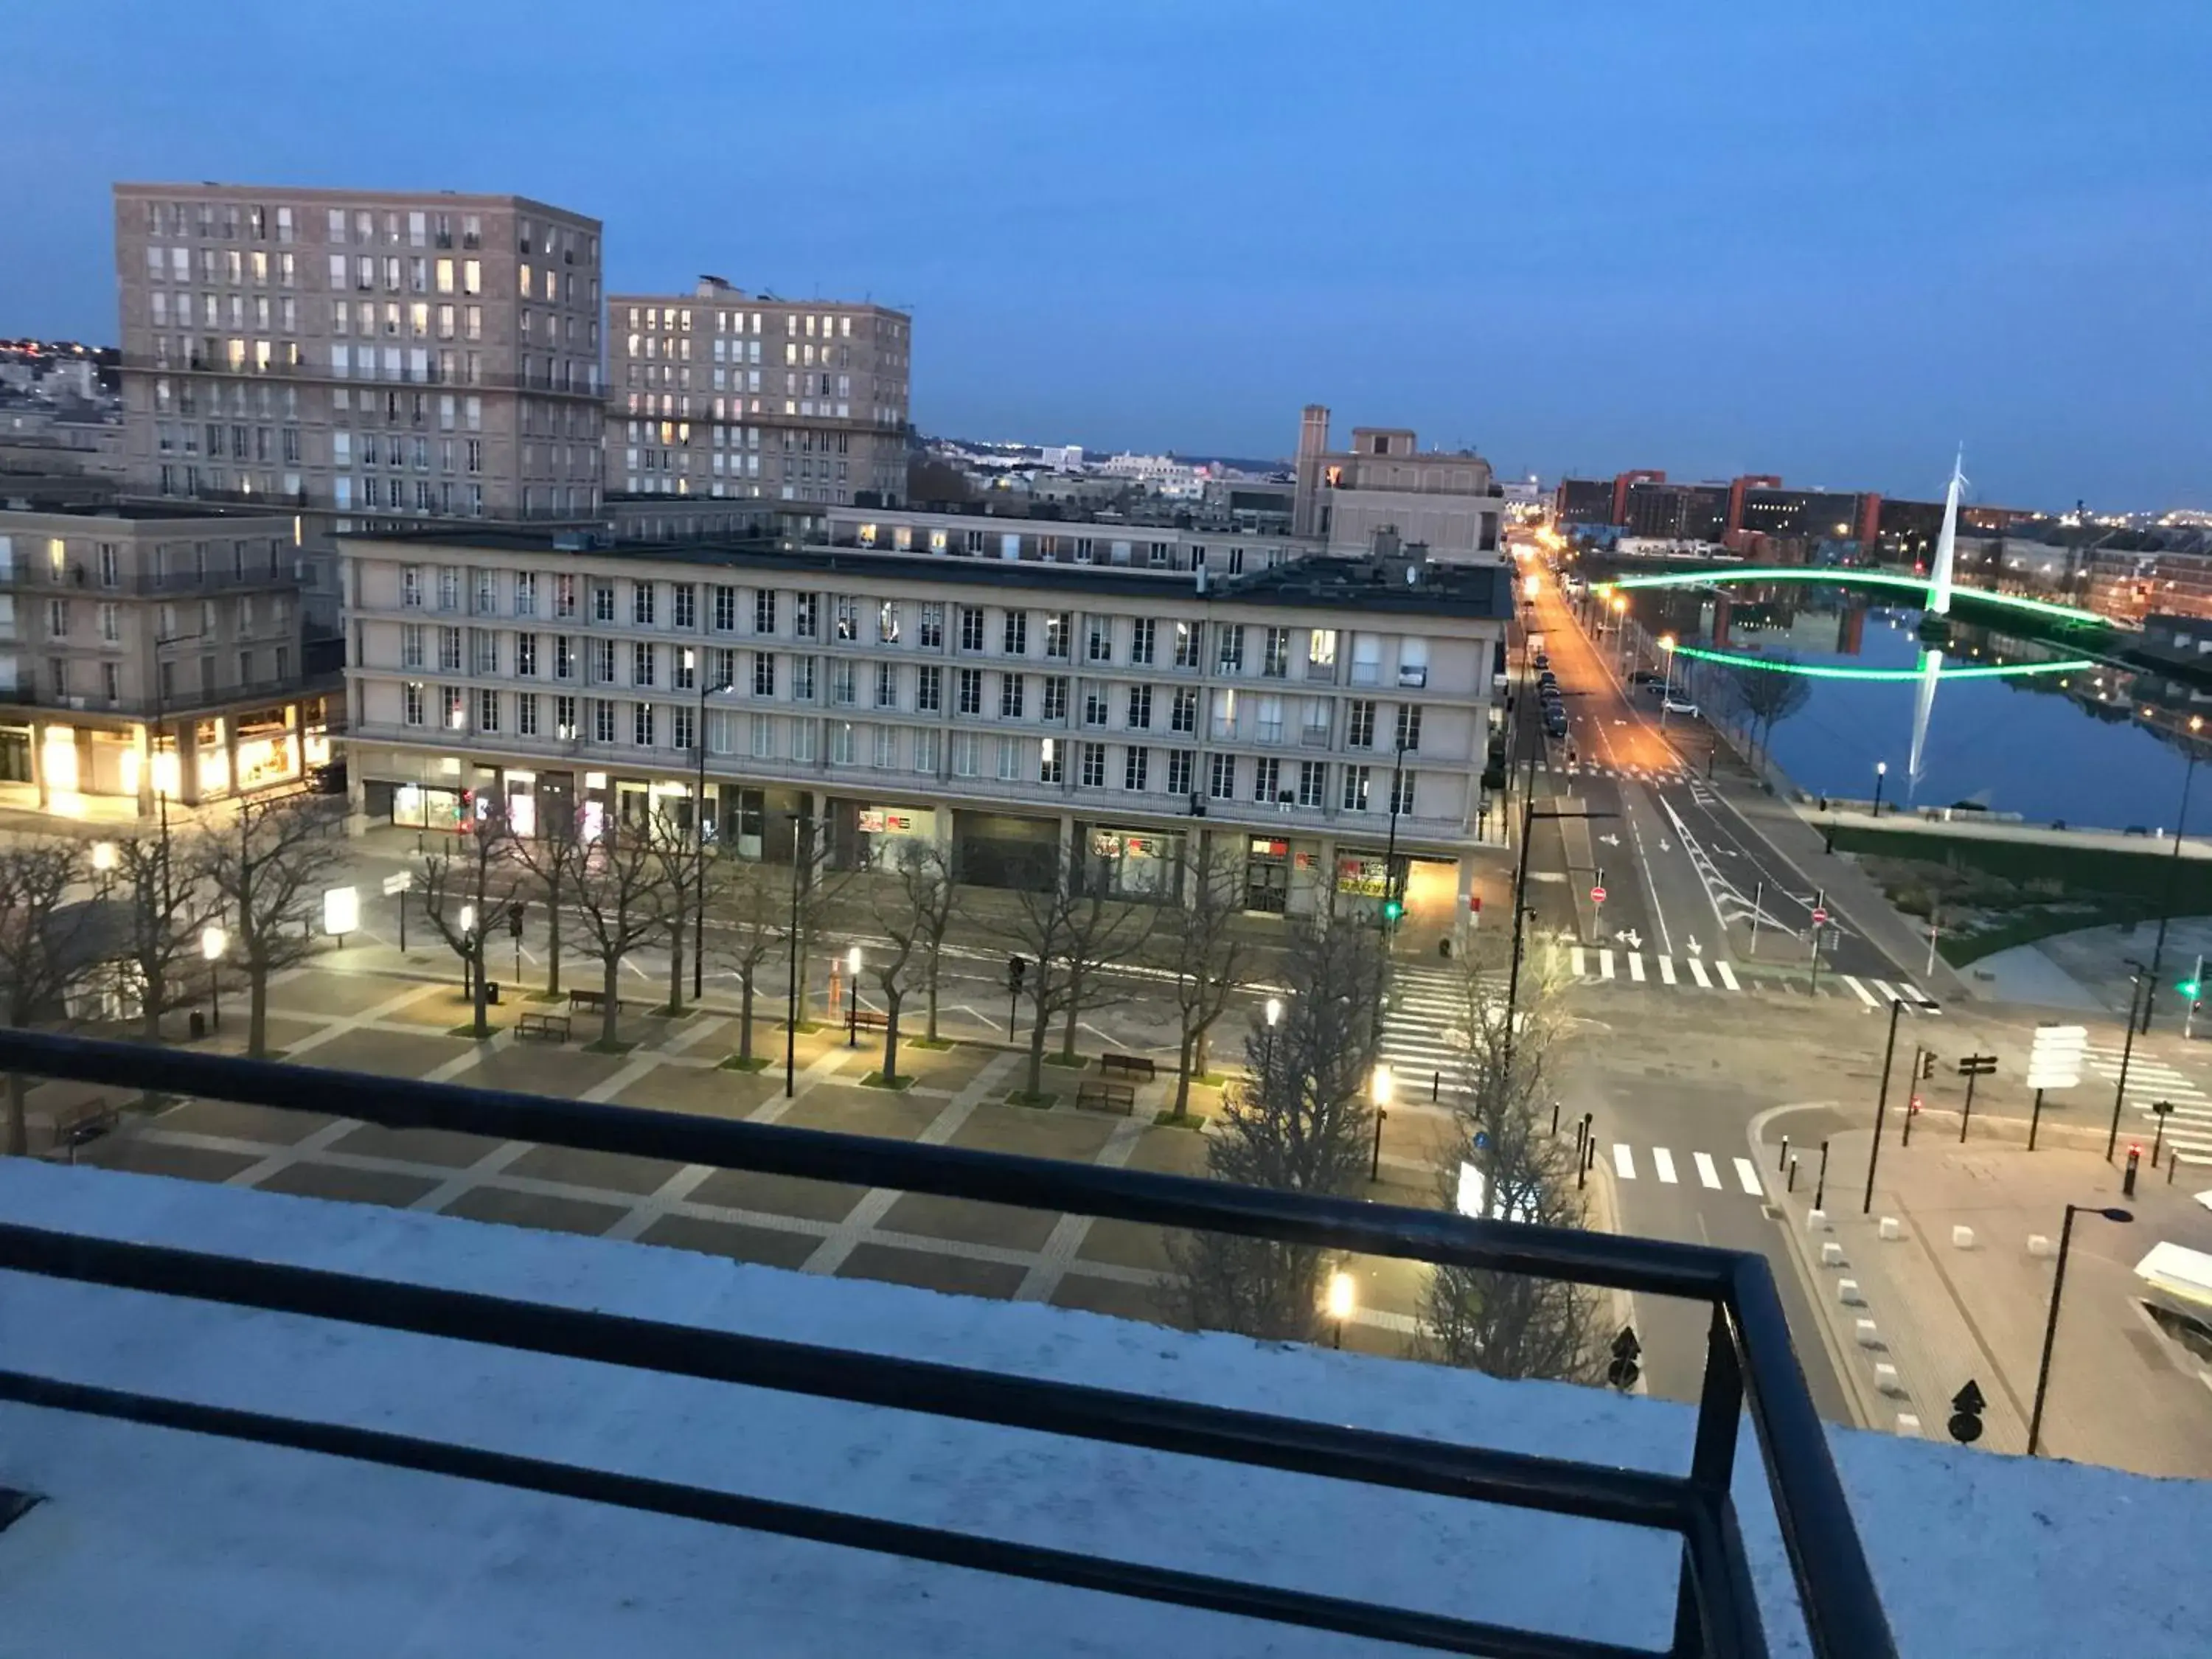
[1315,834,1338,920]
[30,720,49,812]
[1057,813,1076,891]
[133,724,154,821]
[1455,852,1480,945]
[799,790,824,889]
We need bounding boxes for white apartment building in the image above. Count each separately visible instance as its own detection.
[341,531,1514,920]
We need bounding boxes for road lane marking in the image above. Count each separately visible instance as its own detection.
[1613,1143,1635,1178]
[1571,946,1587,977]
[1599,948,1615,980]
[1688,957,1712,988]
[1841,975,1879,1007]
[1659,956,1677,985]
[1733,1156,1762,1194]
[1653,1147,1678,1183]
[1870,979,1899,1002]
[1628,951,1646,983]
[1694,1152,1722,1189]
[1714,961,1740,991]
[1899,981,1939,1011]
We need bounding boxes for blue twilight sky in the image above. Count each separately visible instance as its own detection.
[2,1,2207,509]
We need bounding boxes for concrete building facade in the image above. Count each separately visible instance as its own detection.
[1291,406,1503,560]
[113,182,606,633]
[340,529,1513,922]
[607,276,911,509]
[0,502,335,818]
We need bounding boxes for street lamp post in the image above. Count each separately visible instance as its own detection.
[1657,635,1677,726]
[1262,995,1281,1079]
[688,658,733,1004]
[846,945,863,1047]
[1871,761,1888,819]
[1370,1063,1393,1183]
[2139,713,2203,1034]
[201,922,227,1034]
[2025,1202,2134,1455]
[785,810,814,1098]
[457,903,478,1000]
[1863,997,1907,1214]
[2106,965,2148,1161]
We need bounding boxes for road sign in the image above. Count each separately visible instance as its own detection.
[1607,1325,1641,1391]
[381,871,413,897]
[1809,905,1829,926]
[1590,884,1607,904]
[1958,1054,1998,1077]
[2026,1023,2087,1091]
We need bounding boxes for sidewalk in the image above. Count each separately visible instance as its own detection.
[1758,1109,2212,1479]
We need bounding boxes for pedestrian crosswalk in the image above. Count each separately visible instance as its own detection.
[2082,1043,2212,1158]
[1533,761,1694,785]
[1544,942,1939,1012]
[1377,964,1470,1089]
[1607,1143,1766,1195]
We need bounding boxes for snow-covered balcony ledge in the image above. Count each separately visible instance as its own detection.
[0,1038,2203,1658]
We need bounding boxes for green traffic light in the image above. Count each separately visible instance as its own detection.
[2179,980,2200,998]
[1382,899,1404,922]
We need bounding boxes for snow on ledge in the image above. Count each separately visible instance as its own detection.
[0,1162,2203,1658]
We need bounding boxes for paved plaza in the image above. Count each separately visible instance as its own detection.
[39,953,1448,1352]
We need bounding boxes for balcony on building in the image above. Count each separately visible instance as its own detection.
[0,1036,2200,1658]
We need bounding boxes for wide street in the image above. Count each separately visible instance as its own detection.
[1513,562,1925,995]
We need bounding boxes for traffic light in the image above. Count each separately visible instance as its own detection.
[1381,896,1404,926]
[2178,978,2200,1000]
[1007,955,1027,993]
[1916,1048,1936,1082]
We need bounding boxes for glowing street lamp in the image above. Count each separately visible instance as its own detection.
[1326,1269,1357,1349]
[1871,761,1888,819]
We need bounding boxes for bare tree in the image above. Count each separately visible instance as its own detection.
[896,840,959,1046]
[1418,935,1599,1383]
[1169,918,1385,1340]
[209,796,347,1058]
[868,841,957,1084]
[784,813,848,1032]
[996,849,1158,1102]
[418,822,515,1040]
[1158,835,1256,1121]
[714,860,786,1068]
[507,807,586,998]
[111,830,216,1045]
[0,841,91,1155]
[1724,658,1812,764]
[571,821,674,1048]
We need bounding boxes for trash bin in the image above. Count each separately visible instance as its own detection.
[189,1010,206,1040]
[1437,937,1453,960]
[484,981,502,1005]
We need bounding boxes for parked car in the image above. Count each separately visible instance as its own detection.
[1532,653,1551,669]
[1662,698,1700,718]
[1629,670,1664,686]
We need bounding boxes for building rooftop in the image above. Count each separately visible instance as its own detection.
[113,181,600,223]
[341,529,1518,621]
[2,1156,2205,1658]
[0,497,296,526]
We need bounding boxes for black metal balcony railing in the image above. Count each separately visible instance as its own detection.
[0,1030,1895,1659]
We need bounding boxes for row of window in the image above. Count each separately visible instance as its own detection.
[0,535,290,587]
[382,571,1427,678]
[43,593,289,642]
[625,305,897,341]
[386,631,1425,748]
[45,645,292,704]
[392,686,1417,813]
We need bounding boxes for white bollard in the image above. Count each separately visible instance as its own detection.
[1874,1362,1905,1395]
[1952,1225,1976,1250]
[1896,1414,1922,1436]
[2028,1234,2054,1258]
[1879,1216,1902,1242]
[1838,1279,1863,1305]
[1807,1208,1829,1231]
[1821,1241,1846,1267]
[1854,1318,1880,1347]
